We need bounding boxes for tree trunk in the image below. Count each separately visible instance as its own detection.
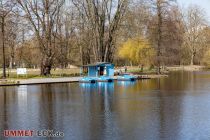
[190,52,194,65]
[10,45,15,69]
[156,0,162,75]
[1,17,6,78]
[41,64,51,76]
[157,66,161,75]
[40,56,52,76]
[141,64,144,72]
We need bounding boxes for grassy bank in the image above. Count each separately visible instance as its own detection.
[0,68,81,80]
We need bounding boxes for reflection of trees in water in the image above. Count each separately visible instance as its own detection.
[112,72,187,140]
[116,80,159,95]
[159,71,209,93]
[39,84,54,130]
[1,86,42,132]
[158,71,192,91]
[77,76,188,139]
[39,83,83,137]
[116,81,138,95]
[157,77,183,140]
[39,84,69,131]
[39,84,71,130]
[0,86,24,133]
[15,85,30,128]
[97,83,114,139]
[17,85,28,106]
[79,83,98,94]
[0,71,202,139]
[0,87,8,137]
[79,82,119,139]
[117,81,136,87]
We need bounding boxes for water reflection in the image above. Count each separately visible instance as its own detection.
[79,83,98,93]
[0,87,8,138]
[17,85,28,105]
[117,81,136,87]
[1,71,210,140]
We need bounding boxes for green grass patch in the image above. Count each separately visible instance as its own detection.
[0,68,82,79]
[6,73,82,79]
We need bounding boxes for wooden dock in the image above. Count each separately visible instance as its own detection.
[0,77,82,86]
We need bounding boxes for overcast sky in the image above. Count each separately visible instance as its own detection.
[177,0,210,22]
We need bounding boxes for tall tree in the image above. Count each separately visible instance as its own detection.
[182,5,207,65]
[148,0,177,74]
[73,0,128,62]
[0,0,15,78]
[16,0,65,75]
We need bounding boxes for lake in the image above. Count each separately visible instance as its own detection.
[1,71,210,140]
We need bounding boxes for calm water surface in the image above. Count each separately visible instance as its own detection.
[1,71,210,140]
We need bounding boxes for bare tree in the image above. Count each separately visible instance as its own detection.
[120,0,151,39]
[73,0,128,62]
[148,0,177,74]
[0,0,15,78]
[55,5,76,68]
[7,15,18,69]
[159,5,185,65]
[183,5,207,65]
[16,0,65,75]
[73,5,93,65]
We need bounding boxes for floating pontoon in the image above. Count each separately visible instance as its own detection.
[79,62,114,83]
[97,76,113,82]
[117,74,137,81]
[79,77,96,83]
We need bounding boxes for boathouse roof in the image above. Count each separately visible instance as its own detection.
[83,62,113,67]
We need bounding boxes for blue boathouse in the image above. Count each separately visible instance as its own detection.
[82,62,114,77]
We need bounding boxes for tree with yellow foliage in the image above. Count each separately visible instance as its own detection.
[118,38,156,67]
[202,49,210,68]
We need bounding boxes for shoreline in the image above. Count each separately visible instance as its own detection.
[0,74,167,86]
[1,65,205,86]
[167,65,206,71]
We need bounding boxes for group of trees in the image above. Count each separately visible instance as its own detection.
[118,0,210,73]
[1,0,210,77]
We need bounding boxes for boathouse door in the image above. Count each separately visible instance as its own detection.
[98,66,104,76]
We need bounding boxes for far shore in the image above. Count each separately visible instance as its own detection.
[167,65,206,71]
[0,65,208,86]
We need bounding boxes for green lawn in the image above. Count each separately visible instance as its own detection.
[0,68,81,79]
